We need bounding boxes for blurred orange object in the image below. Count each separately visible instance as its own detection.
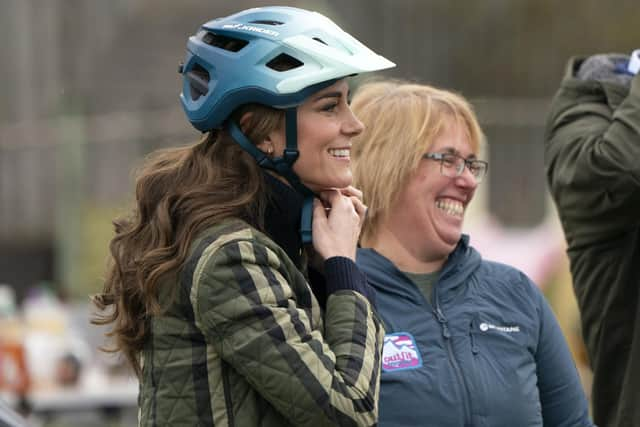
[0,322,31,395]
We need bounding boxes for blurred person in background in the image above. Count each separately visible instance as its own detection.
[92,6,394,426]
[545,51,640,427]
[351,80,594,427]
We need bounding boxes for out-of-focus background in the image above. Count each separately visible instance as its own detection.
[0,0,636,425]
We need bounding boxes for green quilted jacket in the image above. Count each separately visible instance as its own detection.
[545,58,640,427]
[138,218,384,426]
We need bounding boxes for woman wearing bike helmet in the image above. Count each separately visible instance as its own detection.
[93,6,394,426]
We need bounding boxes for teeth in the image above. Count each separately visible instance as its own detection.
[328,148,350,158]
[436,199,464,217]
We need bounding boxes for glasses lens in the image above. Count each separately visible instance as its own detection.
[432,153,488,183]
[470,162,487,182]
[439,154,461,177]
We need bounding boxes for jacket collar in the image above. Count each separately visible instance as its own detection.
[263,171,304,267]
[357,235,481,304]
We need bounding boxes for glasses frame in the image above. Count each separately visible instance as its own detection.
[423,152,489,182]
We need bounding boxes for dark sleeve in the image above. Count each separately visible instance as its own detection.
[307,265,328,308]
[544,65,640,247]
[532,282,594,426]
[323,256,377,307]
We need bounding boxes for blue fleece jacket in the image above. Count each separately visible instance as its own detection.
[357,236,594,427]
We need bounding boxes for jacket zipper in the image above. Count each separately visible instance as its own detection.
[434,302,473,426]
[221,360,235,427]
[470,320,479,355]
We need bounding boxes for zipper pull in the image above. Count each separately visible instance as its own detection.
[470,322,479,355]
[435,307,451,339]
[442,322,451,339]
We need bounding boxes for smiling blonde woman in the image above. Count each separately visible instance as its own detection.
[351,80,594,427]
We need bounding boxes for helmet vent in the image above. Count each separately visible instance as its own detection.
[312,37,328,46]
[201,31,248,52]
[266,53,304,72]
[249,19,284,26]
[188,63,210,101]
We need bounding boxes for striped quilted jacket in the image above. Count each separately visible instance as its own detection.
[138,215,384,426]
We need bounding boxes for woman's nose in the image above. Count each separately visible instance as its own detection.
[456,164,479,189]
[343,108,365,136]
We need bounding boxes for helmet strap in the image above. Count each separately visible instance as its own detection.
[283,108,314,245]
[228,109,315,244]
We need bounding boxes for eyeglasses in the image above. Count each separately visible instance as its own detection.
[423,152,489,183]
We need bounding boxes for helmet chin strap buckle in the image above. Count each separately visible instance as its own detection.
[282,148,299,163]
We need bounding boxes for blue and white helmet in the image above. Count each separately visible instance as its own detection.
[179,6,394,244]
[179,6,395,131]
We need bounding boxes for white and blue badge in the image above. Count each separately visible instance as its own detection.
[382,332,423,372]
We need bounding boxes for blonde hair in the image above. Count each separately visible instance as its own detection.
[351,80,485,244]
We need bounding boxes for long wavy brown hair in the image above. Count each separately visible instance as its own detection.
[92,104,284,376]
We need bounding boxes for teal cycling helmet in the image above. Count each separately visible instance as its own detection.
[179,6,394,242]
[179,6,394,131]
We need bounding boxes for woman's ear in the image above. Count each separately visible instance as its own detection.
[262,129,284,157]
[257,134,276,156]
[239,112,253,134]
[240,111,274,155]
